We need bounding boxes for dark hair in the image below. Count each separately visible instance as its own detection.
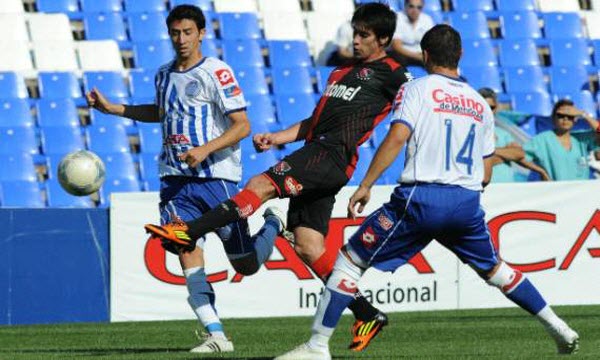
[352,3,397,47]
[478,87,497,101]
[166,4,205,31]
[551,99,574,119]
[421,24,462,69]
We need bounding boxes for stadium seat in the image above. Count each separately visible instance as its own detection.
[218,12,261,40]
[0,181,44,208]
[137,122,163,153]
[36,99,80,128]
[593,40,600,65]
[549,39,591,67]
[0,14,28,44]
[499,39,540,67]
[0,127,38,155]
[234,67,269,96]
[500,11,542,40]
[124,0,166,12]
[241,150,278,184]
[406,65,428,79]
[78,40,124,71]
[45,179,94,208]
[0,72,28,99]
[84,13,128,45]
[537,0,580,12]
[221,40,265,68]
[245,95,278,131]
[0,0,24,12]
[312,0,354,16]
[460,66,502,93]
[268,41,312,68]
[100,177,142,204]
[129,69,156,99]
[452,0,494,12]
[86,125,130,154]
[213,0,258,13]
[0,41,33,73]
[263,12,308,40]
[258,0,302,12]
[28,13,73,43]
[99,152,138,180]
[0,154,37,182]
[585,12,600,40]
[460,39,497,67]
[543,12,584,39]
[504,66,547,93]
[496,0,536,11]
[511,92,552,116]
[33,42,78,72]
[80,0,122,12]
[83,71,129,99]
[41,126,85,155]
[549,66,590,93]
[448,12,490,39]
[552,91,597,123]
[38,72,82,99]
[36,0,79,14]
[139,152,159,182]
[128,12,169,42]
[275,93,316,127]
[348,146,374,186]
[202,38,219,58]
[317,66,334,93]
[170,0,213,11]
[0,99,34,128]
[133,40,174,69]
[271,67,314,95]
[89,110,136,135]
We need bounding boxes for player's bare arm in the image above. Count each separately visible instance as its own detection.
[86,87,159,122]
[253,118,312,151]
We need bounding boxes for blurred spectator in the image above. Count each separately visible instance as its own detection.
[326,21,353,66]
[390,0,434,66]
[524,99,600,181]
[478,88,551,182]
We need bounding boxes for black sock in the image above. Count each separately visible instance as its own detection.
[186,199,241,240]
[348,291,379,321]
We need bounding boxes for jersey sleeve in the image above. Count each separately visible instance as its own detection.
[207,62,247,116]
[482,109,495,158]
[390,82,419,132]
[383,66,413,102]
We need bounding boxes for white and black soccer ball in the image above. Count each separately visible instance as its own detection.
[57,150,106,196]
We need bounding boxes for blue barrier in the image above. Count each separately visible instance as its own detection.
[0,209,109,325]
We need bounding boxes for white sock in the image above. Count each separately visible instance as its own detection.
[536,305,566,329]
[308,332,330,349]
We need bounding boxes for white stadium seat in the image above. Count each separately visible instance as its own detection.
[583,12,600,38]
[257,0,301,13]
[33,42,78,72]
[0,0,25,13]
[27,13,74,43]
[306,14,350,64]
[537,0,580,12]
[0,14,29,43]
[213,0,258,13]
[0,42,34,73]
[78,40,124,71]
[263,12,307,40]
[312,0,355,16]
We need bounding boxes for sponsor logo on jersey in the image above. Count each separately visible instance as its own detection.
[432,89,484,121]
[323,82,361,101]
[378,213,393,231]
[284,176,303,196]
[361,226,377,248]
[337,279,358,293]
[165,134,191,145]
[223,85,241,98]
[273,161,291,175]
[215,68,234,86]
[356,67,374,81]
[185,80,201,97]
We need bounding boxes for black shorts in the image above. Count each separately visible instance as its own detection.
[263,141,350,235]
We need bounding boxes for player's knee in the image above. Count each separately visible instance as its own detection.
[293,242,321,264]
[231,257,260,276]
[246,175,276,200]
[325,252,363,294]
[485,261,524,294]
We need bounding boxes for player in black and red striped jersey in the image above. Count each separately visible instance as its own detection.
[145,3,412,353]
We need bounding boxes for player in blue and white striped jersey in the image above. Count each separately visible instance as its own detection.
[87,5,284,354]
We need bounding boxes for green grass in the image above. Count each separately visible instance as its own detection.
[0,306,599,359]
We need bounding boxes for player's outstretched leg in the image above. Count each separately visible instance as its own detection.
[486,261,579,354]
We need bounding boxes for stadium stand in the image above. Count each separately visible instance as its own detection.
[0,72,28,99]
[500,11,542,40]
[0,180,45,208]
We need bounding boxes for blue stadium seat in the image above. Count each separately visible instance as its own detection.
[124,0,166,12]
[348,146,374,186]
[549,39,591,67]
[41,126,85,156]
[0,72,28,99]
[139,152,159,182]
[460,39,497,67]
[170,0,213,11]
[504,66,546,93]
[552,91,597,125]
[500,11,541,39]
[406,65,428,79]
[234,67,269,95]
[222,39,264,68]
[358,0,399,11]
[496,0,536,12]
[80,0,122,12]
[426,10,444,25]
[275,93,316,127]
[83,71,129,99]
[218,12,261,40]
[0,181,44,208]
[316,66,334,93]
[499,39,540,67]
[0,127,38,155]
[452,0,494,12]
[543,12,584,39]
[592,40,600,66]
[133,40,174,69]
[89,110,136,135]
[38,72,82,99]
[460,66,502,93]
[268,40,312,68]
[86,124,130,154]
[448,12,490,39]
[241,150,278,184]
[202,11,216,40]
[129,69,157,99]
[0,154,37,182]
[423,0,442,12]
[202,38,219,58]
[45,179,94,208]
[99,177,142,205]
[271,67,314,95]
[245,95,278,132]
[137,122,163,153]
[36,99,80,128]
[549,66,590,93]
[511,92,552,116]
[143,176,160,191]
[84,13,128,45]
[37,0,79,14]
[517,115,538,136]
[276,141,302,160]
[99,152,138,180]
[0,99,34,128]
[128,12,169,42]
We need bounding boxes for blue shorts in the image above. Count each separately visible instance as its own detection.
[159,176,253,259]
[348,183,499,273]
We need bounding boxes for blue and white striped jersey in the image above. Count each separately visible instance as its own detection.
[154,57,246,182]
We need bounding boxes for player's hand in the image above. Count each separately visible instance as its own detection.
[348,185,371,219]
[86,87,113,114]
[179,146,210,168]
[540,171,552,181]
[253,133,276,152]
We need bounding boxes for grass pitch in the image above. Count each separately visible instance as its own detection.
[1,305,598,359]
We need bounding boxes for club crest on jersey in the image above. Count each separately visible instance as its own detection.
[215,68,234,86]
[185,80,201,97]
[361,226,377,248]
[378,213,393,231]
[273,161,291,175]
[356,67,374,81]
[223,85,241,98]
[284,176,303,196]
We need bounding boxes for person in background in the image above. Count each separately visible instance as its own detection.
[524,99,600,181]
[390,0,434,66]
[326,21,353,66]
[478,88,551,182]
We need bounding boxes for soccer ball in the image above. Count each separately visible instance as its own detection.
[57,150,106,196]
